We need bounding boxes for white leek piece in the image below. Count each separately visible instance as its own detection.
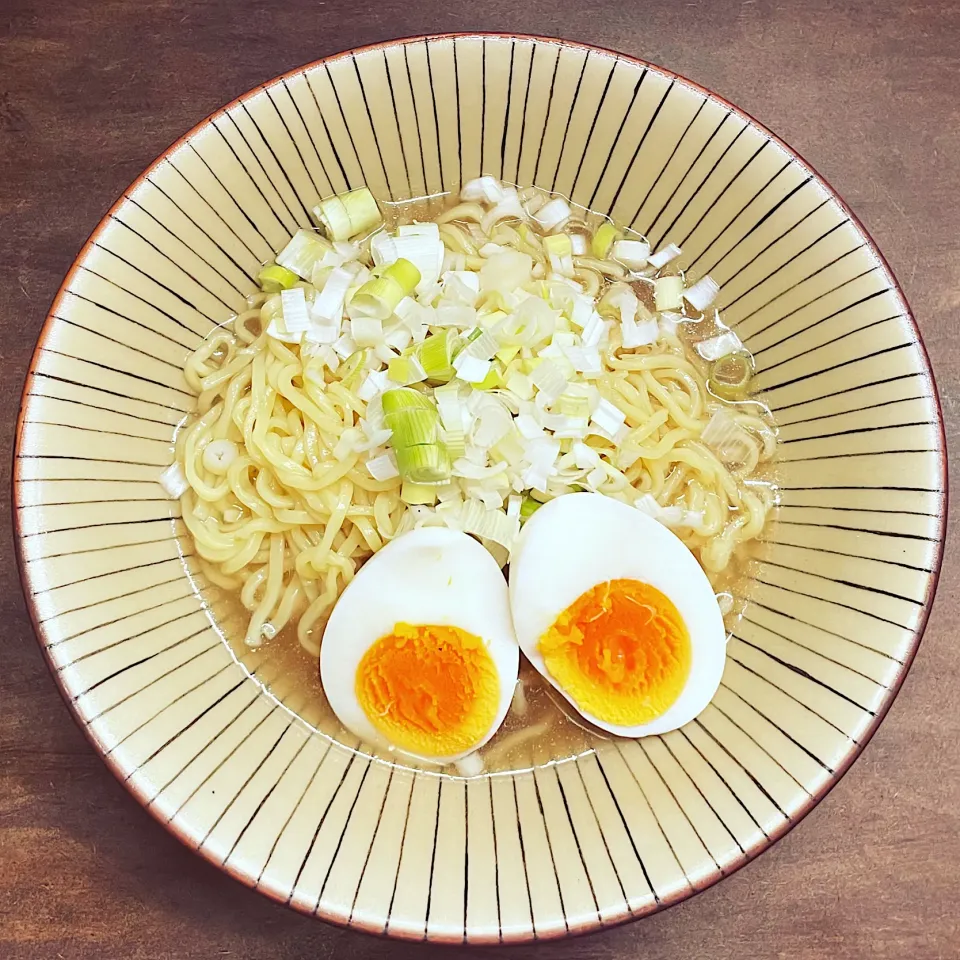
[314,187,382,240]
[521,437,560,492]
[684,275,720,312]
[654,275,684,312]
[505,371,533,401]
[383,322,413,352]
[479,250,533,293]
[570,294,595,329]
[453,353,492,384]
[276,229,332,279]
[590,397,626,436]
[332,333,358,359]
[698,330,744,361]
[572,441,601,469]
[623,317,659,348]
[544,233,575,277]
[701,407,755,467]
[635,493,703,529]
[159,462,189,498]
[279,287,311,334]
[648,243,682,268]
[387,353,427,385]
[562,344,602,375]
[460,498,517,549]
[613,239,651,269]
[459,328,498,362]
[350,316,383,347]
[471,398,512,448]
[397,222,440,239]
[305,322,339,345]
[348,259,420,321]
[516,413,544,439]
[533,197,572,231]
[442,270,481,304]
[454,752,485,777]
[357,370,391,402]
[372,232,445,293]
[366,452,400,481]
[529,359,568,404]
[460,176,506,204]
[580,311,606,347]
[311,265,355,322]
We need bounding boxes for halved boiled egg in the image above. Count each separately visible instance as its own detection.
[508,493,726,737]
[320,527,519,763]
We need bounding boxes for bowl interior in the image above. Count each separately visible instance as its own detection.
[16,35,945,943]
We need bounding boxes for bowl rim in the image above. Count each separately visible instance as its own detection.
[12,31,948,944]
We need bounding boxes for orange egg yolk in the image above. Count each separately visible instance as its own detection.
[538,579,691,727]
[356,623,500,757]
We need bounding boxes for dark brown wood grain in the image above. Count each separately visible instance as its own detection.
[1,1,958,957]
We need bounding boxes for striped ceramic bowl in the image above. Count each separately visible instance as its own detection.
[15,34,946,943]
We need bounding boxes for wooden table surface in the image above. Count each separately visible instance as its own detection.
[2,1,958,957]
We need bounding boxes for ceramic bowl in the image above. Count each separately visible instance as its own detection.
[14,33,946,943]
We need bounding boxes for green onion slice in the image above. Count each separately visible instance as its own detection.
[257,264,298,293]
[395,443,452,484]
[591,222,621,259]
[709,353,754,400]
[314,187,383,241]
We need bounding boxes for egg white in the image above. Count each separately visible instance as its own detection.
[320,527,519,763]
[509,493,726,737]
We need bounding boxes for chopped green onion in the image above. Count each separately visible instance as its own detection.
[416,329,458,382]
[495,344,522,366]
[684,275,720,312]
[347,258,420,322]
[544,234,572,256]
[276,229,333,280]
[544,233,575,277]
[257,264,298,293]
[401,480,438,505]
[395,443,452,484]
[314,187,382,241]
[592,222,621,259]
[557,393,591,418]
[520,496,543,520]
[533,197,572,231]
[350,316,383,346]
[380,257,421,294]
[654,274,684,312]
[709,353,754,400]
[382,386,435,416]
[613,239,651,270]
[382,388,440,439]
[387,353,427,386]
[441,426,467,459]
[473,362,504,391]
[338,349,368,391]
[648,243,682,269]
[348,277,404,321]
